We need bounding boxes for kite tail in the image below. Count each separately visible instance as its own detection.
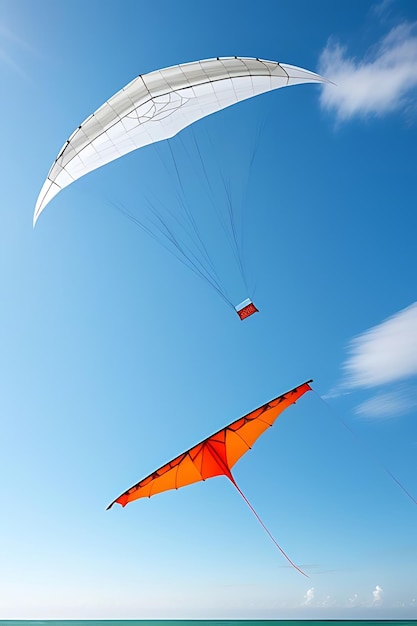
[229,475,308,577]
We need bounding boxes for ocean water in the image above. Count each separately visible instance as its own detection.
[1,620,417,626]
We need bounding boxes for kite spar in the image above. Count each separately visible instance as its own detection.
[107,380,313,575]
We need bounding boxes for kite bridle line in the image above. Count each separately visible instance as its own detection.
[312,389,417,506]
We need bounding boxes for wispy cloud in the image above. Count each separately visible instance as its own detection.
[355,387,417,419]
[0,22,38,79]
[372,0,396,20]
[343,303,417,388]
[0,22,34,53]
[318,22,417,121]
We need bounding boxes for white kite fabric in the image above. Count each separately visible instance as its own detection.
[34,57,326,225]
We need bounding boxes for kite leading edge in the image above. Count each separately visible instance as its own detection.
[107,379,313,575]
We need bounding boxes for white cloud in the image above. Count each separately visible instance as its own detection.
[373,585,383,605]
[343,303,417,388]
[329,304,417,417]
[355,387,417,419]
[302,588,315,606]
[318,22,417,121]
[348,593,359,606]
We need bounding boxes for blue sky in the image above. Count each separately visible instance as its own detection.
[1,0,417,619]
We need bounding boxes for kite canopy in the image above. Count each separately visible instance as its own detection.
[107,380,312,575]
[34,57,326,225]
[107,380,312,508]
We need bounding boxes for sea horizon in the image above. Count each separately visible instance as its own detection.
[0,618,417,626]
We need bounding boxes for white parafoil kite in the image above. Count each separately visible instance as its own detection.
[34,57,326,318]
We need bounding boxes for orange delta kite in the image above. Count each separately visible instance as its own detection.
[107,380,313,575]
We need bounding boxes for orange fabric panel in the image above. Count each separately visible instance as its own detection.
[107,381,312,509]
[175,451,206,487]
[225,382,311,467]
[200,442,229,480]
[225,418,271,468]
